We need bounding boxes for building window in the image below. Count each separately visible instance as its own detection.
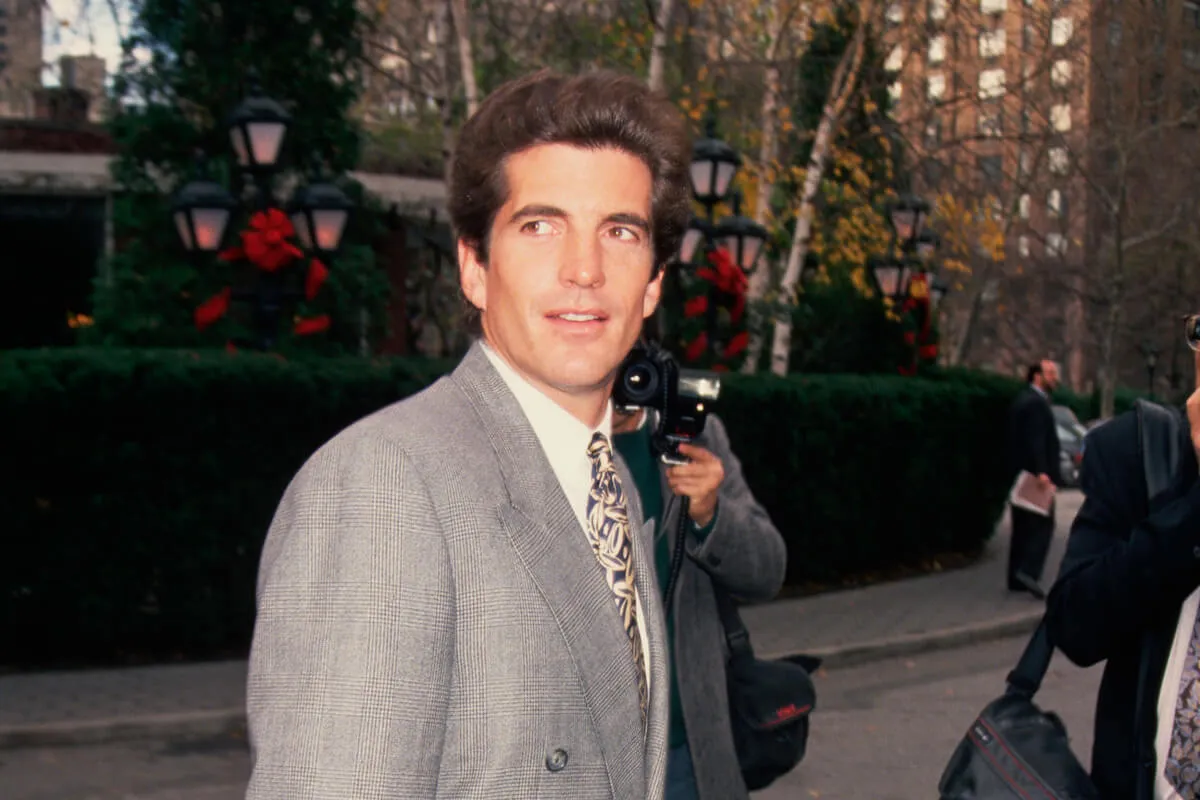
[1018,236,1031,257]
[889,81,903,103]
[930,0,948,21]
[886,3,903,25]
[886,45,905,72]
[928,73,946,100]
[1049,146,1069,174]
[1187,0,1200,28]
[1185,47,1200,70]
[979,155,1004,186]
[1052,17,1073,46]
[1046,232,1068,256]
[1019,149,1033,177]
[979,68,1006,99]
[1023,24,1035,49]
[1051,103,1072,131]
[924,117,942,149]
[1108,20,1122,46]
[979,107,1003,137]
[980,29,1006,59]
[1052,60,1072,87]
[924,158,946,187]
[1019,194,1031,218]
[1047,189,1066,218]
[1021,107,1033,134]
[929,35,947,65]
[981,0,1008,14]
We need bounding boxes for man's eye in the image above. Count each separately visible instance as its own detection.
[610,226,640,241]
[521,220,551,234]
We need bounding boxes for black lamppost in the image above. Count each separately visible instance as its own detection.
[171,80,354,350]
[871,193,934,302]
[1141,340,1161,397]
[870,194,951,372]
[677,114,769,358]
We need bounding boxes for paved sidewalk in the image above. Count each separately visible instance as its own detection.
[0,491,1082,749]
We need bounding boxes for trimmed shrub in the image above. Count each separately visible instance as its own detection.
[3,348,1014,668]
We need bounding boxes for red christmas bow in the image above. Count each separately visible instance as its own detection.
[305,258,329,301]
[697,248,749,323]
[194,287,231,331]
[222,209,303,272]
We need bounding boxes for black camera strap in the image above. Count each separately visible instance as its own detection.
[662,496,689,612]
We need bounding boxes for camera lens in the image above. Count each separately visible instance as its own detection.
[621,362,660,405]
[1187,314,1200,353]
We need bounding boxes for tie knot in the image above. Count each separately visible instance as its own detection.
[587,432,611,460]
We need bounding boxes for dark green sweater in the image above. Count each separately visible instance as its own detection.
[614,423,714,751]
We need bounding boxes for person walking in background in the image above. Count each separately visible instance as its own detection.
[1007,359,1064,599]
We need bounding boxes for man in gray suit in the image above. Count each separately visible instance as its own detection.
[245,68,692,800]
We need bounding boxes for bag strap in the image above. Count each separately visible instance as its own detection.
[714,584,755,660]
[1005,617,1054,697]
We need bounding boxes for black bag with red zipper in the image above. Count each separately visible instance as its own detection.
[715,587,817,790]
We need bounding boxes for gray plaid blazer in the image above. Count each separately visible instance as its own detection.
[246,342,670,799]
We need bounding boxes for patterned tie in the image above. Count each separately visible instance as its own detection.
[1168,606,1200,793]
[585,432,648,724]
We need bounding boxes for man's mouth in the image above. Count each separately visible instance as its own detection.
[548,310,608,323]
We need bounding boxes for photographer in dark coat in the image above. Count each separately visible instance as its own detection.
[612,402,786,800]
[1006,359,1064,597]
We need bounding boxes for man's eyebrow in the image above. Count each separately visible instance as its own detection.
[605,212,651,233]
[508,204,568,224]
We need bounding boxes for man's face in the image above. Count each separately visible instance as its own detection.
[460,144,663,419]
[1042,362,1060,392]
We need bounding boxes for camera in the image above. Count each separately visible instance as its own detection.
[613,341,721,465]
[1186,314,1200,352]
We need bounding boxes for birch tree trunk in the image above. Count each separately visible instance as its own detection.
[448,0,479,116]
[741,0,785,374]
[769,12,870,377]
[646,0,678,92]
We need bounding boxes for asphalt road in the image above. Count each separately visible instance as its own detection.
[0,636,1103,800]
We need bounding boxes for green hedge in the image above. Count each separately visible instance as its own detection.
[3,348,1016,668]
[719,370,1013,589]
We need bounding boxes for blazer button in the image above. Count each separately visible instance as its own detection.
[545,748,568,772]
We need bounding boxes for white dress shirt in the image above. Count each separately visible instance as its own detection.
[481,343,652,691]
[1156,588,1200,799]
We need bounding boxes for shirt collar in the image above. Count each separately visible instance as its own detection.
[480,341,612,454]
[1031,384,1048,399]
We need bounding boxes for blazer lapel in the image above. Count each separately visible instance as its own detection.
[452,344,649,799]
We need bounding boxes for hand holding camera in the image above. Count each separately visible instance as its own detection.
[666,443,725,527]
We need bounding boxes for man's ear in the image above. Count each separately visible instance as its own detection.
[641,266,664,320]
[459,239,487,313]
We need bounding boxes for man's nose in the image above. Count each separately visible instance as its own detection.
[559,232,605,288]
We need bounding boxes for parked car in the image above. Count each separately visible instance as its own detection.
[1053,404,1088,488]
